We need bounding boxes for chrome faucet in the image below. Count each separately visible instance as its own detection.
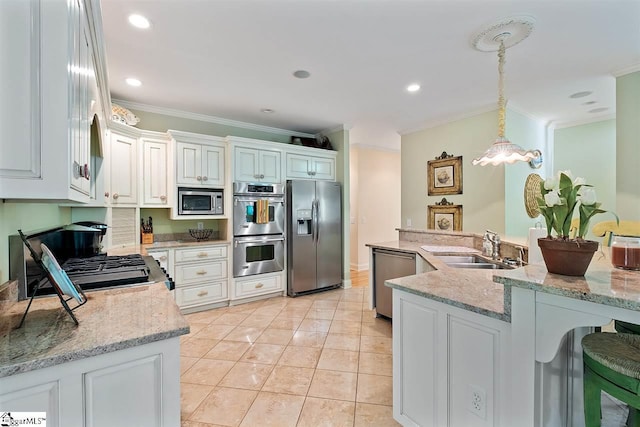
[484,230,501,260]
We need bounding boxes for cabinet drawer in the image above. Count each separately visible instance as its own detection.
[234,275,282,299]
[176,282,227,307]
[175,260,227,286]
[174,246,227,263]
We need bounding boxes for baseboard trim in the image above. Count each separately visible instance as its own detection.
[342,279,352,289]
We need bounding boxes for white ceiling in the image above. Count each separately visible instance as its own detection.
[101,0,640,148]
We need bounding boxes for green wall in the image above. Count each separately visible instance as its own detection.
[504,109,549,238]
[0,202,72,283]
[401,110,505,234]
[554,119,617,239]
[616,72,640,220]
[325,127,351,285]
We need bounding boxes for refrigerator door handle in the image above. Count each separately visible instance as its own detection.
[314,199,320,243]
[311,199,318,243]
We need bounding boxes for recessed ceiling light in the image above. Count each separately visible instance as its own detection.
[293,70,311,79]
[126,78,142,87]
[583,100,597,105]
[588,107,609,113]
[128,14,150,29]
[406,83,421,93]
[260,108,274,113]
[569,91,592,99]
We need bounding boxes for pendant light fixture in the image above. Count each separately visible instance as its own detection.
[471,17,542,167]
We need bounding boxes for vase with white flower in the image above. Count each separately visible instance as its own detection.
[536,171,617,276]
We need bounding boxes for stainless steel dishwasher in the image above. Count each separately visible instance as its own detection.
[373,249,416,319]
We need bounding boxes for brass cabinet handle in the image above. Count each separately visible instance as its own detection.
[104,192,110,197]
[197,290,208,297]
[196,176,202,181]
[113,193,119,199]
[203,176,208,181]
[160,195,166,201]
[159,256,167,261]
[255,283,264,289]
[197,252,209,258]
[196,270,207,275]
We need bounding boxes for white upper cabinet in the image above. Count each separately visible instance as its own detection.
[0,0,108,201]
[233,147,281,184]
[142,135,170,206]
[285,152,336,181]
[109,130,138,205]
[172,131,225,188]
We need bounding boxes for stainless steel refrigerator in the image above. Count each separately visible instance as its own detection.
[286,180,342,296]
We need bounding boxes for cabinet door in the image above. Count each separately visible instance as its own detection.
[234,147,260,182]
[142,140,168,205]
[285,153,313,179]
[259,150,281,183]
[393,290,441,427]
[311,157,335,181]
[110,133,138,204]
[84,355,163,427]
[0,0,42,182]
[176,142,202,186]
[202,145,225,187]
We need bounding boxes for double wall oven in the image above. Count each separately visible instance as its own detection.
[232,182,285,277]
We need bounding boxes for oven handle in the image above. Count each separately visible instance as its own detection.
[234,236,285,246]
[234,196,284,205]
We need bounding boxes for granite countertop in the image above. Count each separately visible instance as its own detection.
[368,238,640,323]
[107,239,231,256]
[494,253,640,311]
[0,282,189,378]
[366,241,509,321]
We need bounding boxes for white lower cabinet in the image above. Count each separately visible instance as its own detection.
[232,272,283,301]
[393,289,511,427]
[173,244,229,312]
[0,338,180,427]
[147,249,172,277]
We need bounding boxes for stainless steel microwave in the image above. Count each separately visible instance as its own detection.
[178,187,224,215]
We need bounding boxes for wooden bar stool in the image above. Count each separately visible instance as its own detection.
[582,332,640,427]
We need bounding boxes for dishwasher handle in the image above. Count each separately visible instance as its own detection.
[373,249,416,260]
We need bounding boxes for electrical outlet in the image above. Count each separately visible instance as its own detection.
[467,384,487,419]
[406,218,412,227]
[197,222,204,230]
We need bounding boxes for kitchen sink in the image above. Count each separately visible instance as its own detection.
[434,255,515,270]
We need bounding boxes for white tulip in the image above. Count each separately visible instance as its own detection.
[579,187,598,206]
[544,177,558,190]
[544,191,562,207]
[573,177,586,186]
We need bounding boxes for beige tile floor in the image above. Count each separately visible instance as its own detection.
[180,274,400,427]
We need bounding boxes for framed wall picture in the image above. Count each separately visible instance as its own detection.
[427,152,462,196]
[427,198,463,231]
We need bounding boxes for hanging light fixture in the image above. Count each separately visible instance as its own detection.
[471,17,542,167]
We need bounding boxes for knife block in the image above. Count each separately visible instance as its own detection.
[141,232,154,244]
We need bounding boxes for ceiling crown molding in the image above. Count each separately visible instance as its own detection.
[612,63,640,77]
[112,99,316,138]
[551,113,616,130]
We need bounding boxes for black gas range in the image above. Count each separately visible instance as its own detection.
[26,253,172,299]
[10,228,174,300]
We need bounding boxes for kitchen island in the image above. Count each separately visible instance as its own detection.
[0,281,188,427]
[370,229,640,427]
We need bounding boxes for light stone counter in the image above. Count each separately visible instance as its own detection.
[0,282,189,378]
[369,229,640,324]
[108,239,231,256]
[494,253,640,310]
[366,240,509,321]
